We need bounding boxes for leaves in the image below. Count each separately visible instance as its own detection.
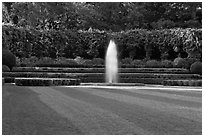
[2,2,202,31]
[3,23,202,60]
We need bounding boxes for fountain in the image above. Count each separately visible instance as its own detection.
[81,39,144,86]
[105,39,118,83]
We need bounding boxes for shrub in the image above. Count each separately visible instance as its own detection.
[190,61,202,75]
[2,65,10,72]
[173,57,198,69]
[82,59,94,66]
[74,56,84,64]
[131,60,145,67]
[35,58,78,67]
[173,57,182,66]
[183,58,199,69]
[161,60,173,68]
[16,57,21,67]
[173,57,187,68]
[63,59,78,65]
[3,24,202,61]
[145,60,161,68]
[55,57,78,65]
[20,56,39,67]
[121,58,133,65]
[92,58,104,65]
[2,49,16,70]
[37,57,54,65]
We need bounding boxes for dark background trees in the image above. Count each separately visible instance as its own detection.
[2,2,202,31]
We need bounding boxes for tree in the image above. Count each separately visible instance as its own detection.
[2,2,202,31]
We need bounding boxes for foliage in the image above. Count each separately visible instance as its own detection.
[190,61,202,75]
[131,60,145,67]
[121,58,133,65]
[173,57,187,68]
[2,24,202,61]
[74,56,85,64]
[173,57,199,69]
[173,57,183,66]
[2,49,16,70]
[2,2,202,31]
[20,56,39,67]
[55,57,78,65]
[184,58,199,69]
[2,65,10,72]
[145,60,161,68]
[92,58,104,65]
[15,78,80,86]
[37,57,55,65]
[161,60,173,68]
[163,80,201,86]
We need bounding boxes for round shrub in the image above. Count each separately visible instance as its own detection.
[161,60,173,68]
[145,60,161,68]
[173,57,182,66]
[183,58,199,69]
[173,57,188,68]
[74,56,84,64]
[190,61,202,75]
[92,58,104,65]
[2,65,10,72]
[2,49,16,70]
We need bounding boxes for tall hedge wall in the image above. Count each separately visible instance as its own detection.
[3,24,202,60]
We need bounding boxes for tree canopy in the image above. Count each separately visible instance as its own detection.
[2,2,202,31]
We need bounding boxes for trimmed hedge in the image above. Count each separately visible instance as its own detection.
[12,67,190,74]
[3,72,201,79]
[15,55,199,69]
[35,64,104,68]
[5,76,201,86]
[4,77,15,83]
[163,80,202,86]
[3,24,202,60]
[15,78,81,86]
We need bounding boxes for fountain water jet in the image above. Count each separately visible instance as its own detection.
[81,39,145,86]
[105,39,118,83]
